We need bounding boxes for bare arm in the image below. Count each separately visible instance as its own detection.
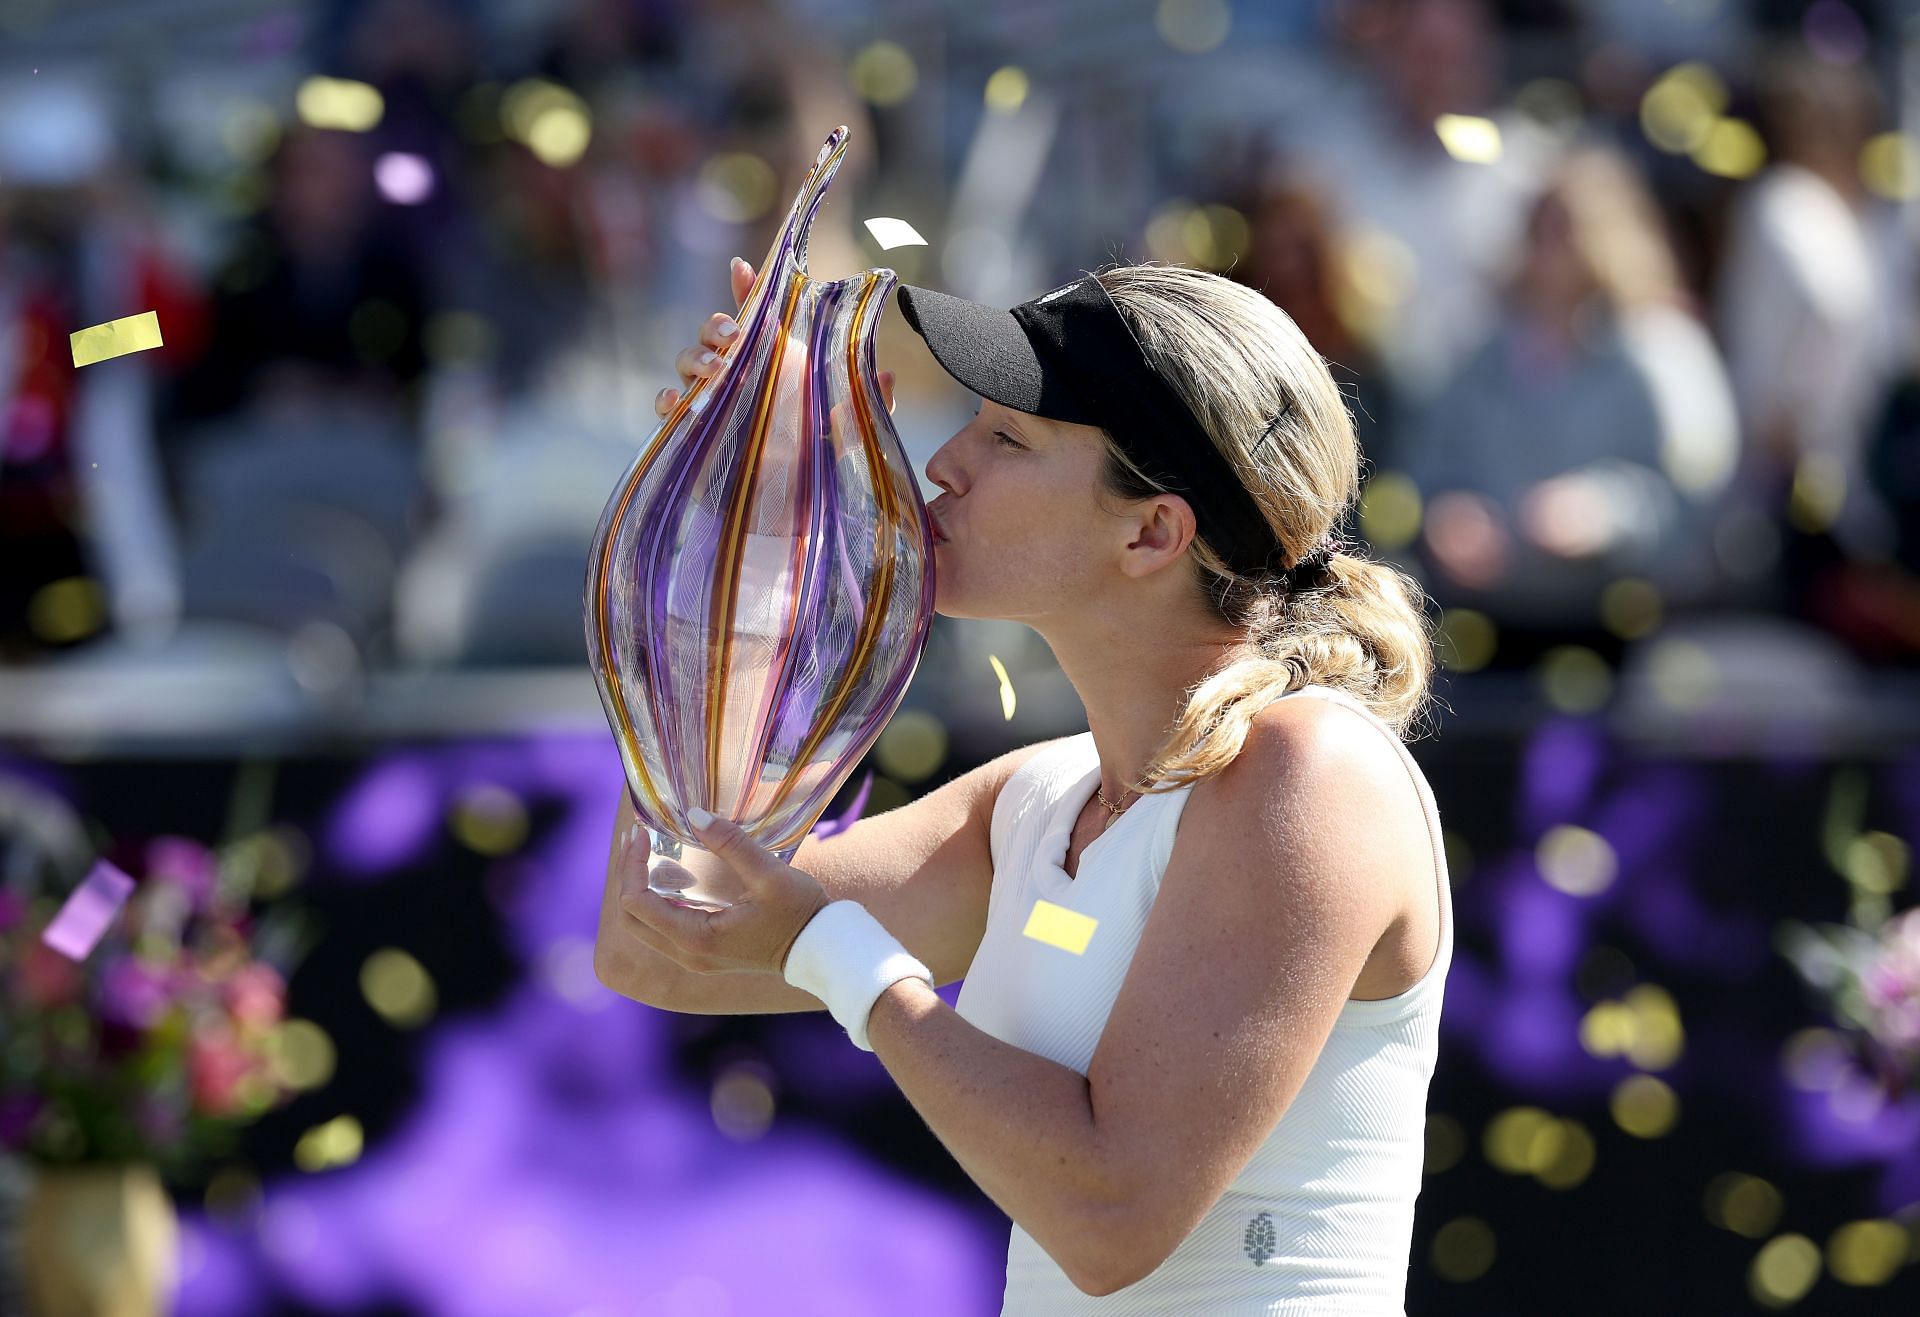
[594,738,1070,1014]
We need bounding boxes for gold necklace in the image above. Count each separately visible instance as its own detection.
[1093,785,1135,827]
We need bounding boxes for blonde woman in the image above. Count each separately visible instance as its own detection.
[596,255,1451,1313]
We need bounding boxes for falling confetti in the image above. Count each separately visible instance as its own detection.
[862,217,927,250]
[1434,114,1503,164]
[808,770,875,841]
[987,654,1016,721]
[41,858,136,961]
[70,311,163,368]
[1022,898,1097,955]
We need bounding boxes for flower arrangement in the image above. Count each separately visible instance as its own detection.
[1778,850,1920,1101]
[0,829,319,1180]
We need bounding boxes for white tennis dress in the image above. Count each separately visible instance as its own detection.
[954,684,1453,1314]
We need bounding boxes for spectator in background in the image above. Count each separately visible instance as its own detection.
[1713,46,1912,564]
[0,77,207,662]
[172,125,432,429]
[1397,143,1733,666]
[1226,165,1398,471]
[1267,0,1561,404]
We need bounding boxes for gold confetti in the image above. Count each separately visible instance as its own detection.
[1434,114,1503,164]
[987,654,1016,720]
[863,217,927,249]
[1023,898,1097,955]
[69,311,163,368]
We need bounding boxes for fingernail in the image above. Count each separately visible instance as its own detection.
[731,256,746,272]
[688,806,715,829]
[717,317,738,338]
[697,351,718,368]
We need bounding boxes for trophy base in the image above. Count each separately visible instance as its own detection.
[645,827,745,911]
[646,878,731,913]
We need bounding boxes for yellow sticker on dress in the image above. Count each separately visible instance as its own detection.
[70,311,163,368]
[1023,899,1097,955]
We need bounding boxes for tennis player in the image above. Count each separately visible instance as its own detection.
[597,254,1452,1314]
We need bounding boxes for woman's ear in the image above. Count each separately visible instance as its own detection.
[1121,494,1199,575]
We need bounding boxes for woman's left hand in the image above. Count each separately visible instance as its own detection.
[619,810,832,976]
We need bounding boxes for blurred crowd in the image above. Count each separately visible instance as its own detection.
[0,0,1916,708]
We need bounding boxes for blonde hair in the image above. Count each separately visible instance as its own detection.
[1091,262,1438,797]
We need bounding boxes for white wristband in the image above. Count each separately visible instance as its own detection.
[781,900,934,1052]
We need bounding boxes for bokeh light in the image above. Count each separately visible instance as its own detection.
[1358,472,1422,551]
[1599,578,1662,640]
[1860,132,1920,200]
[1639,63,1726,155]
[1435,609,1498,673]
[1611,1074,1679,1138]
[1425,1113,1466,1174]
[295,76,383,132]
[1537,646,1613,715]
[711,1060,778,1143]
[850,41,917,106]
[1694,117,1766,179]
[1825,1219,1906,1287]
[1704,1172,1785,1239]
[1646,639,1718,710]
[1537,825,1618,897]
[1430,1216,1496,1282]
[449,783,529,856]
[263,1018,337,1092]
[1155,0,1231,54]
[984,66,1029,114]
[1749,1233,1821,1308]
[374,152,435,205]
[293,1114,364,1173]
[875,709,949,783]
[360,947,438,1030]
[698,153,778,224]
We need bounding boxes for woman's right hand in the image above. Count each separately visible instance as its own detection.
[654,256,896,419]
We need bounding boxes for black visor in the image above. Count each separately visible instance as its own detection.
[895,274,1287,577]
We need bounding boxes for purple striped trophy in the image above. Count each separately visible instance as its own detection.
[585,125,937,912]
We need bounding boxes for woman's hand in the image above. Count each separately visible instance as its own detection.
[654,256,897,420]
[619,809,832,976]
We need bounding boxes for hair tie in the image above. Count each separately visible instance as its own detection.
[1266,529,1348,593]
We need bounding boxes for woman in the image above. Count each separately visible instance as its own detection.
[596,254,1450,1313]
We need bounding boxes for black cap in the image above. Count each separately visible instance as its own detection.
[896,274,1289,578]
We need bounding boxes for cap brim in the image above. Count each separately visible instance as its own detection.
[895,285,1104,426]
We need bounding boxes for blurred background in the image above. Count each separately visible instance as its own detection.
[1,0,1919,1312]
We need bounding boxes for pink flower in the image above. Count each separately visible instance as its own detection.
[1862,910,1920,1054]
[187,1029,256,1117]
[222,962,285,1030]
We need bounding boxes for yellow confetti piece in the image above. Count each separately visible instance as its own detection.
[1023,898,1098,955]
[863,216,927,250]
[70,311,163,368]
[1434,114,1502,164]
[987,654,1016,720]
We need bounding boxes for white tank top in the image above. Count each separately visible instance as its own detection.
[954,684,1452,1315]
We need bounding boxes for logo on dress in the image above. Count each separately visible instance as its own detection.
[1244,1210,1277,1266]
[1035,280,1080,305]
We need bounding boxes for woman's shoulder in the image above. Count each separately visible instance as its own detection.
[1230,687,1428,820]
